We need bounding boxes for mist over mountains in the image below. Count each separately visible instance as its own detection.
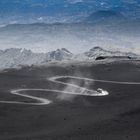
[0,1,139,53]
[0,22,139,54]
[0,0,139,71]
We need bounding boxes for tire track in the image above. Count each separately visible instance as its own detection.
[4,75,138,106]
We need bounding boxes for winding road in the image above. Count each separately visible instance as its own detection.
[0,76,140,106]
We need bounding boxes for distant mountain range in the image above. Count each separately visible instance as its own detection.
[85,10,126,23]
[0,0,139,27]
[0,9,139,25]
[0,48,74,69]
[84,46,138,59]
[0,47,139,70]
[0,0,139,25]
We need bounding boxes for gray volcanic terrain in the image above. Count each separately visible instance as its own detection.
[0,0,140,140]
[0,59,140,140]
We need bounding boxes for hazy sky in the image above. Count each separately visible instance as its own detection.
[0,0,139,23]
[0,0,139,53]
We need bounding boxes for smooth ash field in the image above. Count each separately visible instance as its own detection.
[0,60,140,140]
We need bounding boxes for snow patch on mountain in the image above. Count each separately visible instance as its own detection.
[46,48,73,61]
[0,48,73,69]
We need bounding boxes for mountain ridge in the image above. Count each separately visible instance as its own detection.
[0,46,139,70]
